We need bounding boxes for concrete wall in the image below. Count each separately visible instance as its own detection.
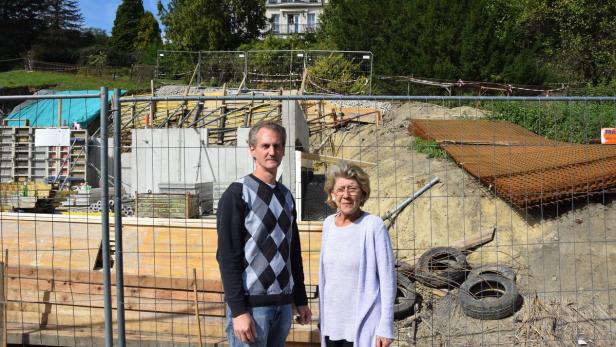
[123,101,310,214]
[130,128,255,194]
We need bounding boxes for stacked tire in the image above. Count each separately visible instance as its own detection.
[459,265,522,320]
[412,247,522,320]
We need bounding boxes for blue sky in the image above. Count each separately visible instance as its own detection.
[78,0,169,34]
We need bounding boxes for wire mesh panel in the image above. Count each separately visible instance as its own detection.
[245,50,306,91]
[199,51,246,88]
[156,50,201,84]
[304,50,373,95]
[1,90,616,346]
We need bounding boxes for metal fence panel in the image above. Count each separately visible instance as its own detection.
[0,91,615,346]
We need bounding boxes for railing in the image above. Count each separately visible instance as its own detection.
[268,0,321,4]
[265,23,318,35]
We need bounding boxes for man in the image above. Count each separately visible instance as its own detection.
[217,121,312,347]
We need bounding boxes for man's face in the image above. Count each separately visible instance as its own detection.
[249,128,285,173]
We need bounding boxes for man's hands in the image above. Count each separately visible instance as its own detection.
[296,305,312,324]
[232,312,256,343]
[376,335,393,347]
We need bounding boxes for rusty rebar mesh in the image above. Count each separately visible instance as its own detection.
[409,119,559,145]
[409,119,616,207]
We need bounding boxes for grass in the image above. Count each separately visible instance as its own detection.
[484,100,615,144]
[0,70,153,92]
[409,138,449,158]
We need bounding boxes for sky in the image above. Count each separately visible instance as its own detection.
[77,0,169,34]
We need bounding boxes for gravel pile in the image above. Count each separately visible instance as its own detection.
[155,85,221,96]
[329,99,394,113]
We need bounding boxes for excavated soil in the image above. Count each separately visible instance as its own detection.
[311,101,616,345]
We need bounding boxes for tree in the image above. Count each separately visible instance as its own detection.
[135,11,162,50]
[318,0,548,88]
[0,0,47,60]
[41,0,83,31]
[519,0,616,83]
[110,0,145,53]
[30,0,86,63]
[158,0,266,51]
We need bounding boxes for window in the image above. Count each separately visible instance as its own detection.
[271,14,280,33]
[307,13,316,31]
[288,14,299,33]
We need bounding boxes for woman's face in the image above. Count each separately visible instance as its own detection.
[332,176,363,216]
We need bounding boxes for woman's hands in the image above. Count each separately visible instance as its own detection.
[376,335,393,347]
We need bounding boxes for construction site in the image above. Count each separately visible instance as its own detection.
[0,50,615,346]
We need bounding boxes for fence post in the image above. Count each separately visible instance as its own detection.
[197,51,202,86]
[99,86,114,347]
[113,88,126,346]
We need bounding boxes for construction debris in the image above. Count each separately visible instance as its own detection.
[0,182,66,212]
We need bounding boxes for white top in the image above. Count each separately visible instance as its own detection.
[321,213,364,342]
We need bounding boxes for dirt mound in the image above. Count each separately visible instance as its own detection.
[312,101,616,341]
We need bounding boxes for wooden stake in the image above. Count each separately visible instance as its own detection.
[2,249,8,346]
[57,99,63,127]
[149,80,156,127]
[193,268,203,347]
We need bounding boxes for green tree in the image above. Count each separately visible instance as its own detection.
[158,0,266,50]
[30,0,86,63]
[0,0,47,61]
[519,0,616,83]
[319,0,548,87]
[135,11,162,50]
[110,0,145,53]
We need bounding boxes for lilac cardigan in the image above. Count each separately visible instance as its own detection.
[318,213,396,346]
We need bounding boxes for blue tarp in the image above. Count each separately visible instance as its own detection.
[6,90,121,127]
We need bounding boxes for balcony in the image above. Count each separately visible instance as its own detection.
[267,0,322,7]
[266,23,318,35]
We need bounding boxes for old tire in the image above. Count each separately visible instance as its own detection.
[394,272,416,320]
[415,247,469,288]
[460,273,522,320]
[469,264,516,282]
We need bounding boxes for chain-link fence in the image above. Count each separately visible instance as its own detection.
[0,90,615,346]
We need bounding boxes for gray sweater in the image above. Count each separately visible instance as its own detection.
[318,212,396,346]
[321,215,362,341]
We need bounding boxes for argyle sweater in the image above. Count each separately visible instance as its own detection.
[216,174,308,317]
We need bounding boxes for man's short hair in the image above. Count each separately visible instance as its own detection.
[248,120,286,147]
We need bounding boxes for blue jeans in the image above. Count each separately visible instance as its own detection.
[225,304,292,347]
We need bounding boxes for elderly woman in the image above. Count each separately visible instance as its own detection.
[318,162,396,347]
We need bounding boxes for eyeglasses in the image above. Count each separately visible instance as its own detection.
[333,185,361,196]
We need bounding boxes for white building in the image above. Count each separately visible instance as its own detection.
[265,0,329,36]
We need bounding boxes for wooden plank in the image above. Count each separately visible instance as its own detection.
[7,324,228,347]
[0,261,5,347]
[0,212,323,231]
[8,267,223,292]
[6,303,320,343]
[7,289,225,316]
[300,152,376,168]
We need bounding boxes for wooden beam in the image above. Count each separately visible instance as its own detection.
[8,267,223,292]
[300,152,376,168]
[398,227,496,272]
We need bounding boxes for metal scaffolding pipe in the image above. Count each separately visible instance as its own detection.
[113,89,126,346]
[99,87,113,347]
